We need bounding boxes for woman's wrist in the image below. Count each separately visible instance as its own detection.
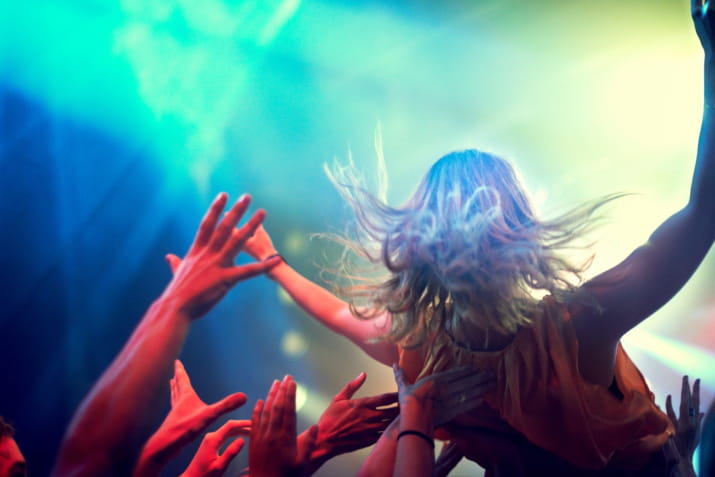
[399,404,434,436]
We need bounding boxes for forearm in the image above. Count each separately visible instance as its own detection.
[393,404,434,477]
[269,261,352,334]
[269,261,398,364]
[357,417,399,477]
[53,298,191,476]
[692,56,715,223]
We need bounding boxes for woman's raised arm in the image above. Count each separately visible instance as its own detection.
[571,0,715,386]
[244,225,399,366]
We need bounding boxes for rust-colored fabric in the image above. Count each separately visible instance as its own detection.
[398,296,673,470]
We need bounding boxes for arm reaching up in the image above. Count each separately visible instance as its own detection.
[53,193,278,477]
[572,0,715,387]
[244,225,399,366]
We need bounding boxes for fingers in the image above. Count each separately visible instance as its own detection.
[335,372,367,401]
[680,375,691,419]
[366,405,400,423]
[223,209,266,260]
[210,392,248,418]
[284,377,298,439]
[361,392,399,409]
[193,193,229,250]
[165,254,182,274]
[215,419,251,441]
[173,360,190,392]
[693,378,701,412]
[666,394,677,423]
[393,364,407,389]
[212,420,248,470]
[252,399,265,431]
[218,437,245,469]
[223,256,282,286]
[210,195,251,252]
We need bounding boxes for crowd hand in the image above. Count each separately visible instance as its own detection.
[243,225,279,261]
[134,360,248,477]
[179,419,249,477]
[163,193,281,320]
[249,376,318,477]
[433,441,463,477]
[297,372,398,471]
[394,365,495,429]
[666,375,704,465]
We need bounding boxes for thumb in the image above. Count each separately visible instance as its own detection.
[165,253,182,274]
[209,392,248,419]
[334,372,367,401]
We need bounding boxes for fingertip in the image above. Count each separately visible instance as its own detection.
[229,392,248,408]
[216,192,229,205]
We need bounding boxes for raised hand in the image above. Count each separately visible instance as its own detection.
[297,372,398,474]
[249,376,317,477]
[394,365,495,430]
[666,375,704,470]
[693,0,715,55]
[243,225,279,261]
[180,420,249,477]
[163,193,281,320]
[134,360,248,477]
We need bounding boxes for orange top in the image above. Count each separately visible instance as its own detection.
[398,296,673,470]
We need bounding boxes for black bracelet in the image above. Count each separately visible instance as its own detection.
[263,252,284,264]
[397,430,434,448]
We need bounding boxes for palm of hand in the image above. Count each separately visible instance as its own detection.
[153,361,246,454]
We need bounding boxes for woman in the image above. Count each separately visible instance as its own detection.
[245,1,714,472]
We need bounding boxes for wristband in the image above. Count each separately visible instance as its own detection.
[263,253,284,264]
[397,430,434,448]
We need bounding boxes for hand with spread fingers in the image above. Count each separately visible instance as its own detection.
[395,365,495,431]
[297,372,398,475]
[249,376,318,477]
[666,375,703,477]
[134,360,249,477]
[180,419,249,477]
[52,193,277,477]
[163,193,281,320]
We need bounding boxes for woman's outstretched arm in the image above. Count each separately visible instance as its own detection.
[244,225,399,366]
[572,0,715,386]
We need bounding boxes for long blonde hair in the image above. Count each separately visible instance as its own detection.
[325,148,614,348]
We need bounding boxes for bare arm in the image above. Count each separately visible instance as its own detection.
[245,225,399,366]
[572,1,715,384]
[52,194,276,476]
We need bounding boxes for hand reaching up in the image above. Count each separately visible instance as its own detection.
[666,375,703,477]
[297,372,398,474]
[134,360,248,477]
[249,376,317,477]
[180,419,249,477]
[163,193,281,320]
